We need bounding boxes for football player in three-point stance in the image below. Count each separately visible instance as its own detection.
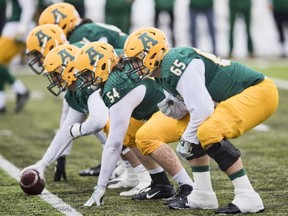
[74,42,218,209]
[36,2,132,178]
[25,26,152,193]
[22,43,151,196]
[123,27,279,214]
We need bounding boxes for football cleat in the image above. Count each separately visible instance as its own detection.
[164,184,193,205]
[110,159,126,180]
[120,170,151,196]
[107,167,139,189]
[132,182,176,200]
[0,107,6,114]
[15,91,30,113]
[79,164,101,176]
[169,189,218,210]
[168,196,190,210]
[215,190,264,214]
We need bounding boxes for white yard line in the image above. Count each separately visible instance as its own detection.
[0,155,83,216]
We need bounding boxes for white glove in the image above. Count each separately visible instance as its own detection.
[84,186,106,206]
[21,160,49,180]
[176,138,193,161]
[157,98,188,120]
[69,123,82,139]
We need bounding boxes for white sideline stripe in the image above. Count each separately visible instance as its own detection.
[0,155,83,216]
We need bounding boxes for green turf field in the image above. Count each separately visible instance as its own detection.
[0,61,287,216]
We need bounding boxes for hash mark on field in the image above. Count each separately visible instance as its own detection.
[0,155,83,216]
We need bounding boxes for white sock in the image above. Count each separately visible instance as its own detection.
[193,171,213,190]
[232,175,254,192]
[173,168,194,186]
[133,164,146,174]
[0,92,6,109]
[12,80,26,94]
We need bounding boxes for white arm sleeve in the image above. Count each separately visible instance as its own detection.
[176,58,215,144]
[42,107,86,165]
[97,85,145,189]
[17,0,36,31]
[80,90,109,135]
[59,97,70,127]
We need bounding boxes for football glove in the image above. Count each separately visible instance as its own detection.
[176,138,194,161]
[21,160,49,180]
[54,156,67,181]
[69,123,82,139]
[84,186,106,206]
[157,98,188,120]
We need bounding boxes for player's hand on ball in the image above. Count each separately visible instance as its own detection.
[84,186,106,206]
[21,160,49,180]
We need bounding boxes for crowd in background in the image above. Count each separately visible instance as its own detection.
[1,0,287,60]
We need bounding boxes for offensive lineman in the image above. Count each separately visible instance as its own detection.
[123,27,278,214]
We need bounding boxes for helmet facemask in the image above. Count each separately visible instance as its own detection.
[27,50,45,75]
[44,66,68,96]
[76,69,103,95]
[124,53,150,83]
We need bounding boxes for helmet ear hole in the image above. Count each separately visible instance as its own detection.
[101,63,106,70]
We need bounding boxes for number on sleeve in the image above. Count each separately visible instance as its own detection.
[194,48,231,67]
[106,88,120,103]
[170,59,186,76]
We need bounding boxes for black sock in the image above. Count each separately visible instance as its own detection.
[150,171,171,185]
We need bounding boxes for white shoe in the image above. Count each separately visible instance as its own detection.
[110,159,126,180]
[108,167,139,189]
[231,189,264,213]
[187,189,218,209]
[119,170,151,196]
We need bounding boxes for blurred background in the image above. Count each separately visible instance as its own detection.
[3,0,288,60]
[84,0,288,59]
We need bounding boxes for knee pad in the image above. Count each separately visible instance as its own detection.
[206,139,241,171]
[186,143,207,160]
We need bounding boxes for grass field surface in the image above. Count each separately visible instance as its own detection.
[0,60,287,216]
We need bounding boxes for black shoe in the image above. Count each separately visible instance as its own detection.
[164,184,193,205]
[132,182,176,200]
[215,203,265,214]
[168,196,190,210]
[79,164,101,176]
[15,91,30,113]
[54,156,67,181]
[0,107,6,114]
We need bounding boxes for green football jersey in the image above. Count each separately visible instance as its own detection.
[7,0,22,22]
[157,47,265,102]
[102,64,165,120]
[68,22,128,48]
[64,82,90,114]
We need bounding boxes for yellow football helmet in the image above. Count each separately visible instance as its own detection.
[124,27,170,82]
[26,24,68,74]
[43,44,79,96]
[74,41,118,94]
[38,2,81,35]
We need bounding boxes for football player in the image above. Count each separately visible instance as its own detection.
[123,27,279,214]
[74,42,218,209]
[22,44,151,193]
[0,0,36,113]
[35,2,130,178]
